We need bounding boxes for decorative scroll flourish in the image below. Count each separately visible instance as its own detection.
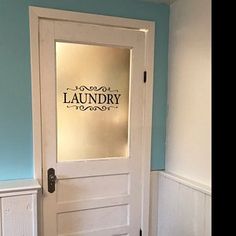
[67,105,118,111]
[67,85,118,93]
[66,86,79,91]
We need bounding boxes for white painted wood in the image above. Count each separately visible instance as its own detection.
[149,171,158,236]
[0,190,38,198]
[58,205,128,234]
[29,7,154,236]
[29,6,154,236]
[32,193,38,236]
[29,8,45,225]
[29,8,42,185]
[0,179,40,236]
[40,18,144,236]
[0,179,41,194]
[159,171,211,195]
[57,195,130,212]
[29,6,153,30]
[2,195,35,236]
[40,19,57,236]
[57,174,128,202]
[177,184,205,236]
[157,172,179,236]
[37,190,43,236]
[156,171,212,236]
[58,225,129,236]
[204,195,211,236]
[141,21,155,236]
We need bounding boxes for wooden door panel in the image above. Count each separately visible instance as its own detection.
[39,18,145,236]
[57,174,129,202]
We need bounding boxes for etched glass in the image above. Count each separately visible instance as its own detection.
[56,42,130,161]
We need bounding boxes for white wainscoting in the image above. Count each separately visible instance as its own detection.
[0,179,41,236]
[149,171,211,236]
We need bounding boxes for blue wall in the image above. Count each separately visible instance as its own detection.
[0,0,169,180]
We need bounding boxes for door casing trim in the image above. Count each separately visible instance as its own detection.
[29,6,155,235]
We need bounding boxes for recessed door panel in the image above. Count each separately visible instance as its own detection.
[57,205,128,234]
[57,174,129,202]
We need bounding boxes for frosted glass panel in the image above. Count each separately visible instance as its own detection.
[56,42,130,161]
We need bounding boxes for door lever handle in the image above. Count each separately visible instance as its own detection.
[48,168,57,193]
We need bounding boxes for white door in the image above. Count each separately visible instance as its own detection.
[38,13,150,236]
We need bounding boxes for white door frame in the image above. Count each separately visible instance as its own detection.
[29,6,155,235]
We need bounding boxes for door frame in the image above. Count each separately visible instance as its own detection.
[29,6,155,235]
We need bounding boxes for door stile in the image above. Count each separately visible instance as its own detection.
[40,19,57,235]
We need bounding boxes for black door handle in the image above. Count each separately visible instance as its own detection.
[48,168,57,193]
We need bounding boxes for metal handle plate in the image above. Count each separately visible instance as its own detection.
[48,168,57,193]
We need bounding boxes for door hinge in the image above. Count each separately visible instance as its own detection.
[143,71,147,83]
[140,228,142,236]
